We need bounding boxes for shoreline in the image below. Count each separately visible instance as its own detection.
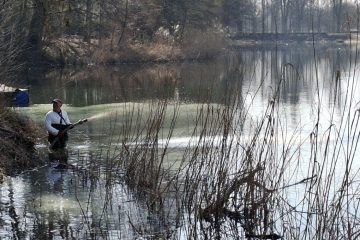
[0,108,45,182]
[40,33,359,67]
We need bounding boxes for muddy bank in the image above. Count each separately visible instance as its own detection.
[0,107,44,182]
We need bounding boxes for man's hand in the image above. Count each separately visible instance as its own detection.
[58,130,64,136]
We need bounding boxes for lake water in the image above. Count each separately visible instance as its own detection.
[2,43,360,239]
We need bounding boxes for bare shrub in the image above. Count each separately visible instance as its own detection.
[181,29,226,60]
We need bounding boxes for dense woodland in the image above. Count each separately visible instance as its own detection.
[0,0,359,80]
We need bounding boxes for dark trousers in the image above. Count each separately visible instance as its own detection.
[48,133,68,149]
[49,124,69,149]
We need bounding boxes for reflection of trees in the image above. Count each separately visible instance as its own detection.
[2,155,85,238]
[27,45,350,109]
[28,57,246,106]
[28,65,178,106]
[245,45,348,105]
[7,180,26,239]
[2,154,169,238]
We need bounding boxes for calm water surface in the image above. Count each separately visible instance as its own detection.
[1,44,360,239]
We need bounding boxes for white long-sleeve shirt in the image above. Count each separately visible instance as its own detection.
[45,110,71,135]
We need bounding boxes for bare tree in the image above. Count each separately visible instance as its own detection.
[117,0,128,47]
[0,0,30,82]
[332,0,343,32]
[27,0,46,58]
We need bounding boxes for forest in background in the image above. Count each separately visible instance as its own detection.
[0,0,359,82]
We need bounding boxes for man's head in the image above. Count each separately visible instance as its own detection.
[52,99,62,112]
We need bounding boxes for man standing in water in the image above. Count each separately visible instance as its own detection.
[45,99,72,149]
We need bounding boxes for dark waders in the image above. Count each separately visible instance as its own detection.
[47,119,87,168]
[48,124,70,149]
[48,124,70,166]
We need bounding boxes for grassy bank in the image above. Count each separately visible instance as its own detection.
[0,102,43,182]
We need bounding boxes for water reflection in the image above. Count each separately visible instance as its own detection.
[2,44,360,238]
[1,148,170,239]
[25,44,356,111]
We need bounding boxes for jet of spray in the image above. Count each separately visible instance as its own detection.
[86,111,115,121]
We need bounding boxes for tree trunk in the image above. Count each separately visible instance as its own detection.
[26,0,46,64]
[117,0,129,47]
[332,0,343,32]
[261,0,266,33]
[84,0,92,43]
